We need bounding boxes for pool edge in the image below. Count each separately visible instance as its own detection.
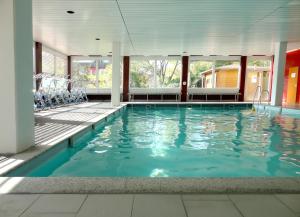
[0,177,299,194]
[2,102,300,194]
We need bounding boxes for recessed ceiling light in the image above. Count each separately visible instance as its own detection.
[95,38,100,41]
[66,10,75,14]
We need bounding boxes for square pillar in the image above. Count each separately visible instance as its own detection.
[239,56,247,101]
[181,56,189,102]
[35,42,43,91]
[271,42,287,106]
[122,56,130,102]
[111,42,121,106]
[67,56,72,92]
[0,0,34,154]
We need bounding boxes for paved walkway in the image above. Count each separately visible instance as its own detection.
[0,193,299,217]
[34,102,114,145]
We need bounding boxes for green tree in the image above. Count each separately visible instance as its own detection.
[189,61,212,87]
[130,59,181,88]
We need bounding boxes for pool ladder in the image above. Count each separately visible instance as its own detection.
[252,86,270,111]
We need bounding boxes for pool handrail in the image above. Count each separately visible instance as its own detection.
[252,86,271,111]
[252,85,262,110]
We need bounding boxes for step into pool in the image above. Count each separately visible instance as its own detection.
[8,104,300,177]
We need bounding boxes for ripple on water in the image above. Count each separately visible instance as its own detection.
[26,106,300,177]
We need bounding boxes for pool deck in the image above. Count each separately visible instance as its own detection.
[0,101,300,195]
[0,102,126,177]
[34,102,121,146]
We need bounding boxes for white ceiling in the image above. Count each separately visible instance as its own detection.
[32,0,300,56]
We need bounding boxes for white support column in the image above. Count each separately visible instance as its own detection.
[111,42,121,107]
[95,59,99,89]
[271,41,287,106]
[212,62,216,88]
[0,0,34,154]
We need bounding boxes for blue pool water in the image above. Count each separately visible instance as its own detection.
[10,105,300,177]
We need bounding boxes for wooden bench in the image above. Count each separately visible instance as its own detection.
[188,88,240,102]
[129,88,180,101]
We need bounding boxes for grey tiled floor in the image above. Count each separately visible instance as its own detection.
[0,194,299,217]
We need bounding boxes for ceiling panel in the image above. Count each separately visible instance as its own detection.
[33,0,133,55]
[33,0,300,56]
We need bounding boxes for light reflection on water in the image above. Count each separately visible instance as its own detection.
[26,106,300,177]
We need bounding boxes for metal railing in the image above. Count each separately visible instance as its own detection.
[252,86,270,111]
[260,90,270,105]
[252,86,262,110]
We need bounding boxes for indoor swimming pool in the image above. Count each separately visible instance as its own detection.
[8,104,300,177]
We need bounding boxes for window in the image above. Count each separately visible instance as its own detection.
[72,56,122,91]
[42,47,67,76]
[130,59,155,88]
[41,46,68,90]
[189,57,240,88]
[72,58,97,89]
[215,60,240,88]
[244,57,272,101]
[55,56,67,77]
[130,57,181,88]
[189,60,213,88]
[98,58,112,88]
[156,59,181,88]
[42,50,55,75]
